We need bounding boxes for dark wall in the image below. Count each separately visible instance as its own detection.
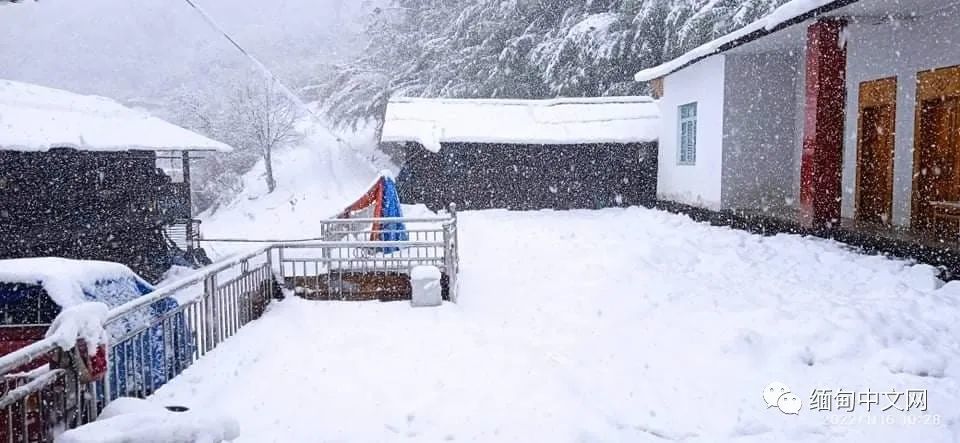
[397,142,658,211]
[0,148,173,281]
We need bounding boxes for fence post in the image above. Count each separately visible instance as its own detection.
[451,203,459,302]
[266,248,274,299]
[321,221,331,264]
[203,273,219,351]
[444,203,458,302]
[102,346,112,405]
[277,246,285,282]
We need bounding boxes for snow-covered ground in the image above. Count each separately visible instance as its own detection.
[152,207,960,442]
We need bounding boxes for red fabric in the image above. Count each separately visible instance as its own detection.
[339,178,384,217]
[800,19,847,228]
[370,181,384,241]
[87,344,108,381]
[335,178,386,241]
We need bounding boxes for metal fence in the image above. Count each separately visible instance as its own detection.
[279,210,459,302]
[0,247,275,443]
[0,211,460,442]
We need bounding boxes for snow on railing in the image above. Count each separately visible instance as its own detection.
[0,247,275,443]
[0,211,461,442]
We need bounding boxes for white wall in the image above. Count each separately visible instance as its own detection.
[721,51,803,211]
[658,55,726,209]
[792,42,808,206]
[842,7,960,226]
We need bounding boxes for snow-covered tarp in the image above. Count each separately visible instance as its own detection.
[634,0,848,81]
[380,96,659,153]
[44,302,109,352]
[0,257,153,308]
[0,79,232,152]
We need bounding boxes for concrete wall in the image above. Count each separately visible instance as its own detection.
[792,43,808,207]
[658,55,726,209]
[842,7,960,226]
[721,51,804,211]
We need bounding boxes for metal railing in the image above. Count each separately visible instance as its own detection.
[0,210,460,442]
[162,219,203,252]
[279,208,459,302]
[0,247,275,443]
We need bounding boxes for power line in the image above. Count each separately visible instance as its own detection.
[181,0,348,145]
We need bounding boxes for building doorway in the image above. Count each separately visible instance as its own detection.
[856,77,897,225]
[912,66,960,236]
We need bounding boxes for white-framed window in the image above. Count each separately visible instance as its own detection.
[678,102,697,165]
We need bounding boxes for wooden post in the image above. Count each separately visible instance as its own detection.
[799,18,847,228]
[181,151,194,250]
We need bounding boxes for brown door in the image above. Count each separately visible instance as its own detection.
[856,78,897,224]
[912,66,960,234]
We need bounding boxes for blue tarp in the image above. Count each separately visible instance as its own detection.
[378,177,409,253]
[0,269,193,398]
[95,279,193,399]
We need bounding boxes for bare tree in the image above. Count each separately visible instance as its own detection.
[231,81,301,193]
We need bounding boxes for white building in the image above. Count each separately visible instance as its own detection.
[636,0,960,237]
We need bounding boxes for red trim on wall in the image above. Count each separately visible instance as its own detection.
[800,19,847,228]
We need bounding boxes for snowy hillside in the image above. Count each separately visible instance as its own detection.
[197,122,383,258]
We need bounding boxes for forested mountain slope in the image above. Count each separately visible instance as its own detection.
[320,0,790,128]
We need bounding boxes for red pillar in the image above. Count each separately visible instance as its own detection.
[799,18,846,228]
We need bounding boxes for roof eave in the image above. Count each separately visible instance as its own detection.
[633,0,861,82]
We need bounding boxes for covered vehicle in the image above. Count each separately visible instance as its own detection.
[0,257,193,397]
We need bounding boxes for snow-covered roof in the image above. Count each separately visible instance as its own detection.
[0,79,232,153]
[0,257,153,309]
[634,0,854,81]
[381,96,659,153]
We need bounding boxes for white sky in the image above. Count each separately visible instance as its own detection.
[0,0,370,104]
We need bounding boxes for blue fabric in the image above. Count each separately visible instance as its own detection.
[106,295,193,399]
[0,282,42,304]
[378,177,409,253]
[0,270,193,401]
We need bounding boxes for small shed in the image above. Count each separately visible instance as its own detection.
[380,96,659,211]
[0,79,232,281]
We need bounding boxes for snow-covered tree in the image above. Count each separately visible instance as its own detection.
[318,0,792,128]
[170,78,301,211]
[230,82,302,193]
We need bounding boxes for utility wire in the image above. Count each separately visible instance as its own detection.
[181,0,348,145]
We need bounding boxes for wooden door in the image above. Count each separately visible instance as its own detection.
[856,78,897,224]
[912,66,960,233]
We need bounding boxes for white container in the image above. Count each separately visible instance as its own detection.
[410,265,442,307]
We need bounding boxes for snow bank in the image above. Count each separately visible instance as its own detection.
[0,79,231,152]
[153,207,960,442]
[410,265,442,307]
[634,0,844,81]
[381,96,659,152]
[0,257,153,308]
[44,302,108,352]
[56,397,239,443]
